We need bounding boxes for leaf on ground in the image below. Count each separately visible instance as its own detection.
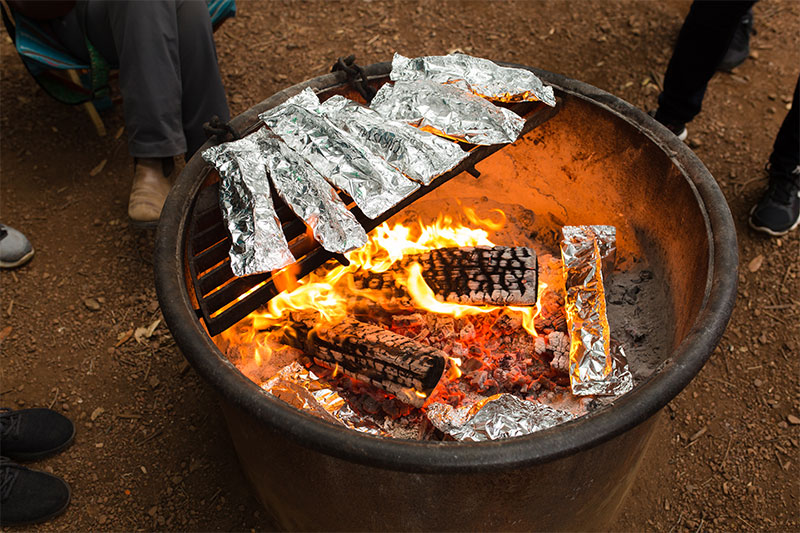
[89,159,108,177]
[145,318,161,337]
[133,327,149,344]
[748,254,764,272]
[0,326,12,343]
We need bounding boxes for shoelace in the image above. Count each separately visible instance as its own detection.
[0,458,21,502]
[0,408,21,438]
[765,177,800,205]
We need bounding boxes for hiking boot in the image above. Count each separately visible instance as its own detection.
[649,110,688,142]
[0,457,71,526]
[128,157,175,229]
[0,224,34,269]
[718,9,755,72]
[749,165,800,236]
[0,408,75,461]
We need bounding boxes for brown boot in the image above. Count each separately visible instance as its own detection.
[128,158,174,228]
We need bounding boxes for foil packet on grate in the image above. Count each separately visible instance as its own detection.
[319,94,469,185]
[426,393,574,441]
[202,135,295,277]
[370,79,525,145]
[252,128,368,254]
[390,52,557,107]
[263,361,387,437]
[259,89,419,219]
[560,225,633,396]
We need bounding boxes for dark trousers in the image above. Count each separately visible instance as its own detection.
[658,0,798,174]
[50,0,230,159]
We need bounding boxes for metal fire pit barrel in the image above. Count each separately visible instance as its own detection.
[154,61,737,531]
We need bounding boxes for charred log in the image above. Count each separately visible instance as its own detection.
[282,315,446,408]
[352,246,538,306]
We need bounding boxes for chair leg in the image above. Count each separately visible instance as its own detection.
[66,69,106,137]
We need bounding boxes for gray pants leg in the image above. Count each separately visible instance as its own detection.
[50,0,230,158]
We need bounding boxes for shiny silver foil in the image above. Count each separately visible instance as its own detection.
[263,362,387,437]
[390,52,557,107]
[259,89,419,219]
[370,80,525,145]
[426,394,574,441]
[202,136,295,277]
[253,129,368,254]
[319,95,468,185]
[560,226,633,396]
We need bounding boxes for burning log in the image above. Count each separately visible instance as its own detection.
[282,315,447,408]
[352,246,538,306]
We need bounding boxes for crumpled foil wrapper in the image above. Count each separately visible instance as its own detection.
[202,135,295,277]
[263,362,387,436]
[390,52,557,107]
[426,394,574,441]
[259,89,419,219]
[561,225,633,396]
[370,80,525,145]
[253,128,368,254]
[319,95,468,185]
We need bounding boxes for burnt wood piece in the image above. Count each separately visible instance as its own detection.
[352,246,538,306]
[188,98,561,336]
[282,316,446,408]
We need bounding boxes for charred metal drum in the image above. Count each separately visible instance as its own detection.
[154,62,737,531]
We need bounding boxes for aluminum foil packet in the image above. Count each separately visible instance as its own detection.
[561,225,633,396]
[370,79,525,145]
[426,394,574,441]
[390,52,557,107]
[319,94,468,185]
[252,128,368,254]
[202,135,295,277]
[259,89,419,219]
[263,361,387,436]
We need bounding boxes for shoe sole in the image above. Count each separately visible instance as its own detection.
[6,425,76,462]
[0,248,34,269]
[748,205,800,236]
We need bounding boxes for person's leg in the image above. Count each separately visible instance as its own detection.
[175,0,230,158]
[656,0,756,127]
[750,76,800,236]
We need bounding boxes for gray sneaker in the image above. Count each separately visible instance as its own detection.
[0,224,34,269]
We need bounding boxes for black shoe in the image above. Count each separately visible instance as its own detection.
[0,457,71,526]
[648,110,688,141]
[0,408,75,461]
[749,165,800,236]
[718,9,755,72]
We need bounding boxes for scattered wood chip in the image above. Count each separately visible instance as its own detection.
[0,326,12,343]
[689,426,708,442]
[787,414,800,425]
[133,327,149,344]
[90,407,105,421]
[89,159,108,177]
[115,329,133,347]
[748,254,764,272]
[84,298,101,311]
[145,318,161,337]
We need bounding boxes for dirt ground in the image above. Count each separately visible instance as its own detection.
[1,0,798,531]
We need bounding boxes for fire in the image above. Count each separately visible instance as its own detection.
[219,209,546,371]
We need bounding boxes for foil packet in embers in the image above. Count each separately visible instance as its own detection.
[426,394,574,441]
[370,79,525,145]
[259,89,419,219]
[253,129,368,255]
[202,135,295,277]
[390,52,557,107]
[319,94,468,185]
[560,225,633,396]
[263,361,388,437]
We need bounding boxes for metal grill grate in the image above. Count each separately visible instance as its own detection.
[187,98,560,336]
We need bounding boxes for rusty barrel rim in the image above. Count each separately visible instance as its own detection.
[154,61,738,473]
